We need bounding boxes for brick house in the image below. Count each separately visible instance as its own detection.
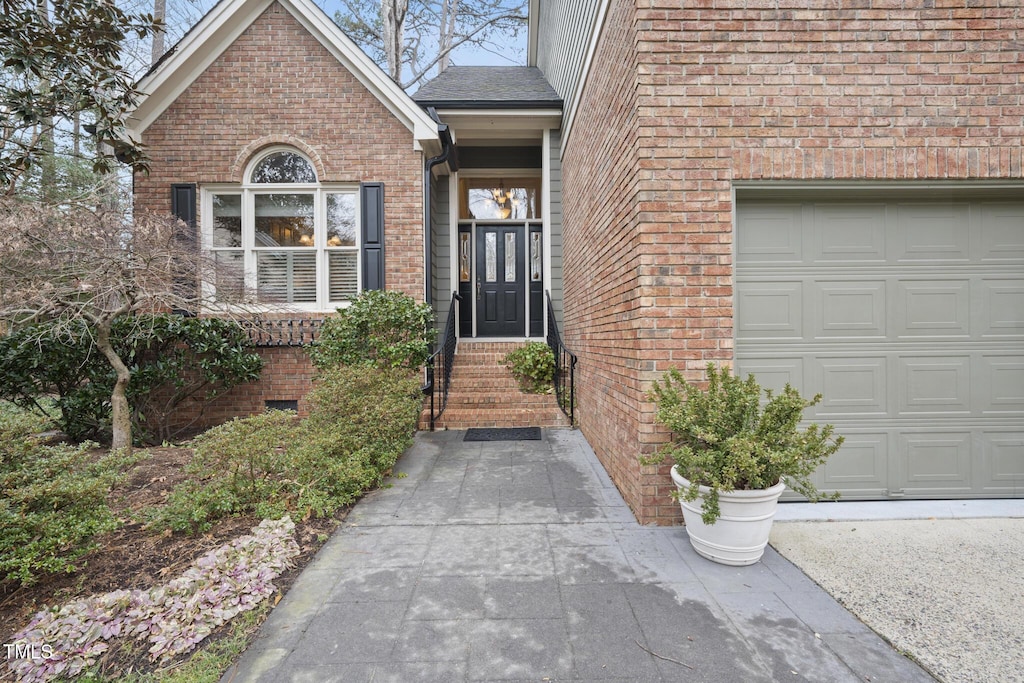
[129,0,1024,524]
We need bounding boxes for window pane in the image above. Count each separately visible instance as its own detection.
[255,194,314,247]
[213,250,244,301]
[327,193,356,247]
[328,251,358,302]
[459,232,470,282]
[505,232,516,282]
[485,232,497,282]
[460,178,541,220]
[212,194,241,248]
[530,232,542,281]
[256,251,316,303]
[250,152,316,183]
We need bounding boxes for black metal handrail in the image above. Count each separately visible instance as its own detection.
[546,291,577,425]
[422,292,461,430]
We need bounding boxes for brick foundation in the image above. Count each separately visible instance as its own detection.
[166,346,316,435]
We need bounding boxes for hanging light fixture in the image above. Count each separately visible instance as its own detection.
[491,179,508,204]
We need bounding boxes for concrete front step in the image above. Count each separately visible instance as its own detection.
[419,340,570,430]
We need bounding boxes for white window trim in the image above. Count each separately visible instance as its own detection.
[201,175,361,313]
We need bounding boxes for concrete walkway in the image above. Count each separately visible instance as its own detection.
[223,429,935,682]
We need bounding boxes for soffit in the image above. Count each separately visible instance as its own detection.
[432,108,562,145]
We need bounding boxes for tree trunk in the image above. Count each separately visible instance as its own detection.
[438,0,459,72]
[96,319,133,452]
[36,0,55,200]
[381,0,408,82]
[151,0,165,65]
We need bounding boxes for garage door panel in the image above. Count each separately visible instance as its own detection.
[734,357,804,395]
[812,204,887,262]
[981,356,1024,414]
[893,203,971,262]
[896,279,971,337]
[736,281,803,339]
[819,432,889,490]
[898,356,971,415]
[980,279,1024,336]
[814,281,887,338]
[978,203,1024,262]
[811,357,888,417]
[984,432,1024,485]
[735,203,804,263]
[898,432,973,493]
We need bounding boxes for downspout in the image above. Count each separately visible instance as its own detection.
[424,108,457,306]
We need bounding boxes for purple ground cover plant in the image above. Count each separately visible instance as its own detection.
[6,517,299,683]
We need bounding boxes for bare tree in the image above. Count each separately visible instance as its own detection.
[0,188,247,451]
[335,0,527,89]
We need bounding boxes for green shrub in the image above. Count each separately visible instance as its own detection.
[150,366,421,533]
[503,342,555,393]
[0,402,135,585]
[647,363,843,524]
[0,315,262,444]
[154,410,304,532]
[309,290,434,370]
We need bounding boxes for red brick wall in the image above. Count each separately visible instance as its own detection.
[167,346,316,434]
[133,2,425,431]
[563,0,1024,524]
[560,0,649,522]
[134,1,424,299]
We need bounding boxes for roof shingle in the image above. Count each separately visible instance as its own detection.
[413,66,562,109]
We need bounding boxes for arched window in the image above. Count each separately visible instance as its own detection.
[250,151,317,184]
[203,147,359,309]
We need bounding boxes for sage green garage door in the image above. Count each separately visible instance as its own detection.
[735,196,1024,499]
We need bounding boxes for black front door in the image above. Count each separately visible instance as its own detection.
[476,225,525,336]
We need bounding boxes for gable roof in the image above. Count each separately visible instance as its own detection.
[127,0,441,154]
[413,67,562,109]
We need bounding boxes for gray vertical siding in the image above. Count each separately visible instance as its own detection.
[535,0,603,103]
[431,175,452,335]
[548,128,564,328]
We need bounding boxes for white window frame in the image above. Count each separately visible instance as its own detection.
[201,147,361,312]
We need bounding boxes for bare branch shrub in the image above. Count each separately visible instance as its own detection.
[0,189,249,450]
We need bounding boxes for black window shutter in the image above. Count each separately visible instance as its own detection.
[170,183,198,315]
[171,183,197,232]
[360,182,385,291]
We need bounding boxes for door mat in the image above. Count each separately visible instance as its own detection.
[464,427,542,442]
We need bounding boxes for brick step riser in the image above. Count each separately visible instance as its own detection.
[422,416,569,430]
[420,340,567,430]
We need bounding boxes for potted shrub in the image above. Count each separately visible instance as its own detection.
[645,363,843,566]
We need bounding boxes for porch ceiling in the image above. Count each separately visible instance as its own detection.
[433,108,562,145]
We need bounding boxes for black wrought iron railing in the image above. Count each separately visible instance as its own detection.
[422,292,461,430]
[244,318,323,347]
[546,291,577,425]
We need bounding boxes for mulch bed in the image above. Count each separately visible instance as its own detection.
[0,446,346,680]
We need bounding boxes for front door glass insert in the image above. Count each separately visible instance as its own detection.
[485,232,497,282]
[505,232,516,282]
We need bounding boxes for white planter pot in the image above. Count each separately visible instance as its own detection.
[671,465,786,566]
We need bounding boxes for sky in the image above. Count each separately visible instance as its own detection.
[149,0,528,89]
